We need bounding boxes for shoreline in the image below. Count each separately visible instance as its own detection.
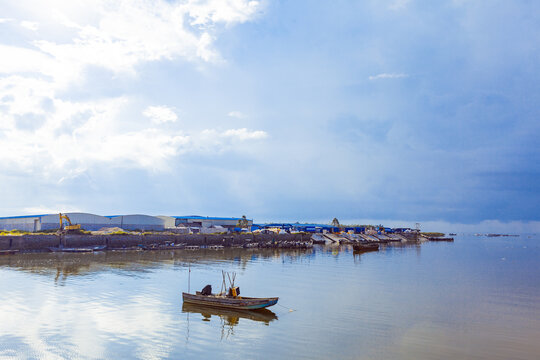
[0,233,314,253]
[0,231,444,254]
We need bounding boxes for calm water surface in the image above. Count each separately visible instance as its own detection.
[1,235,540,359]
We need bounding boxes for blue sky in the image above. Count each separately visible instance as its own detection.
[0,0,539,230]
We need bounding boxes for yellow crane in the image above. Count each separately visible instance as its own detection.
[59,213,81,231]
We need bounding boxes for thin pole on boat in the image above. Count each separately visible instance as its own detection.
[221,270,226,294]
[188,263,191,293]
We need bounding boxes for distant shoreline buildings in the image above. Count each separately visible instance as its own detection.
[0,213,414,235]
[0,213,252,233]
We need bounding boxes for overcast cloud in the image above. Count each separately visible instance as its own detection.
[1,0,539,231]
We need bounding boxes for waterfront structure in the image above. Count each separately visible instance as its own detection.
[106,214,164,231]
[0,213,251,233]
[0,213,111,232]
[0,213,166,232]
[254,223,343,233]
[160,215,253,233]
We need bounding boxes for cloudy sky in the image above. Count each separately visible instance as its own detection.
[1,0,539,230]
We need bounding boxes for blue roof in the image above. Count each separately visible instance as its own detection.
[0,214,53,220]
[254,223,335,228]
[173,215,251,221]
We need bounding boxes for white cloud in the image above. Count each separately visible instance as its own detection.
[389,0,412,11]
[368,73,409,80]
[228,110,247,119]
[0,92,267,177]
[22,205,80,215]
[222,128,267,140]
[16,0,264,79]
[0,45,55,77]
[197,128,268,153]
[143,105,178,124]
[0,96,190,174]
[20,20,39,30]
[0,0,264,179]
[184,0,262,26]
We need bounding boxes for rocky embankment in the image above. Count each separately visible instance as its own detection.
[0,233,314,253]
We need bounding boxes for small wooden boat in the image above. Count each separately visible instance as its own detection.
[0,250,19,255]
[48,245,107,253]
[183,292,278,310]
[183,270,278,310]
[427,237,454,242]
[352,242,379,252]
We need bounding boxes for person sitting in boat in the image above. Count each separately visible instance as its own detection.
[228,286,240,297]
[201,284,212,296]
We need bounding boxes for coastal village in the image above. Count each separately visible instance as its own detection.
[0,213,453,254]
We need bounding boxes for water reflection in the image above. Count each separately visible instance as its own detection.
[182,303,278,325]
[1,236,540,359]
[0,243,427,285]
[182,303,278,341]
[0,247,315,282]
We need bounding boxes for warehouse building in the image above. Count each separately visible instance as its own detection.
[159,215,253,233]
[0,213,251,233]
[0,213,165,232]
[106,214,164,231]
[0,214,47,232]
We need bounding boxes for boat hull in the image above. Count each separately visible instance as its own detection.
[352,243,379,252]
[182,292,278,310]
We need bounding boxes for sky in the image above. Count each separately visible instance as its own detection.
[0,0,539,231]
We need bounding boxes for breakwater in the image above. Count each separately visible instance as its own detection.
[0,233,314,253]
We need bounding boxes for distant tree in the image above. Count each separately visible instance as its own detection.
[331,218,340,227]
[237,215,249,229]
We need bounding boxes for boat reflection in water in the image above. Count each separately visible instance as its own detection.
[182,302,278,326]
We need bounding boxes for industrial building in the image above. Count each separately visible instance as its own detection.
[158,215,253,233]
[0,213,252,233]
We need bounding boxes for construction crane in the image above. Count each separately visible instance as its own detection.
[59,213,81,231]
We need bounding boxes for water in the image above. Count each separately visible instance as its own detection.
[1,235,540,359]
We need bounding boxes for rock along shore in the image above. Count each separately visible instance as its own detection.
[0,233,314,253]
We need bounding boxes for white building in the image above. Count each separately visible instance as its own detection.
[167,216,253,232]
[0,213,250,232]
[0,213,164,232]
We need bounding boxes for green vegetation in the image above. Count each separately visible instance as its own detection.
[237,215,249,228]
[422,232,445,237]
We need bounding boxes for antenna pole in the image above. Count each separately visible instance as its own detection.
[188,264,191,293]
